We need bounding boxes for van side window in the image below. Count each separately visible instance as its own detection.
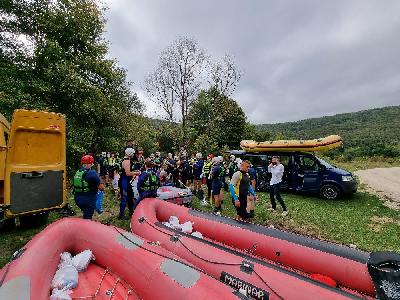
[301,157,319,171]
[248,155,268,167]
[279,155,290,166]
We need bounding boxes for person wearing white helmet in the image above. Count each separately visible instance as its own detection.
[193,152,204,199]
[118,147,140,219]
[211,156,225,213]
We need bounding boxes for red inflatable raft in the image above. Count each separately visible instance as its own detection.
[131,198,400,300]
[0,218,241,300]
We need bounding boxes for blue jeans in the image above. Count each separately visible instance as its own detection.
[75,193,96,219]
[269,183,287,211]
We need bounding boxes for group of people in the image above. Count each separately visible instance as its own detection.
[72,140,288,221]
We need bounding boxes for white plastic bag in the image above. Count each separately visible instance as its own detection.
[162,222,172,228]
[50,288,72,300]
[72,250,94,272]
[51,265,78,290]
[191,231,203,239]
[168,216,180,228]
[131,178,139,199]
[59,252,73,268]
[180,221,193,234]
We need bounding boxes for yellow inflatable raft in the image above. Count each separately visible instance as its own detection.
[240,135,342,152]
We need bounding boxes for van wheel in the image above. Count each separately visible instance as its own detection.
[19,212,49,228]
[320,184,341,200]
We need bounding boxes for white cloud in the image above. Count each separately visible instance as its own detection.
[104,0,400,123]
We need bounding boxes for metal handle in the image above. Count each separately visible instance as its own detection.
[21,171,44,179]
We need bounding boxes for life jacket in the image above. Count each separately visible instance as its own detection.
[217,165,225,179]
[234,171,250,197]
[108,157,116,167]
[101,158,108,167]
[228,161,238,174]
[73,169,90,193]
[203,161,212,175]
[141,171,160,191]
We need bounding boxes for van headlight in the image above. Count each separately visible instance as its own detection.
[342,175,353,182]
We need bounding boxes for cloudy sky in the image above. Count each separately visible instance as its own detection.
[104,0,400,124]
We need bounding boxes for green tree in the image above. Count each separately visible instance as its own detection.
[188,87,246,150]
[0,0,142,169]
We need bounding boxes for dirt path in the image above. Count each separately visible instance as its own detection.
[355,167,400,210]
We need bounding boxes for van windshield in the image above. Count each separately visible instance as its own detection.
[316,157,333,168]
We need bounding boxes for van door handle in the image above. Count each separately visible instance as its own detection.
[21,171,44,179]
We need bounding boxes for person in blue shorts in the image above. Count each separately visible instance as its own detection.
[211,156,225,213]
[74,155,104,219]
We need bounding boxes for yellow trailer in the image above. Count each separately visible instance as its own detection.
[0,109,67,229]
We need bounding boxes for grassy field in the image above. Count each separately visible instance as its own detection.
[1,181,399,268]
[325,157,400,172]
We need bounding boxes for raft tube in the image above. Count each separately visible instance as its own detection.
[157,186,193,206]
[131,199,399,299]
[0,218,241,300]
[240,135,342,152]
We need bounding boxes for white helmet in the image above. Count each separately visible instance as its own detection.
[125,148,135,157]
[230,154,235,161]
[101,152,107,157]
[196,152,202,159]
[168,153,173,159]
[212,156,223,165]
[235,157,242,168]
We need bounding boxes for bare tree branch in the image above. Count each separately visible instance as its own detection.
[209,54,243,97]
[145,36,207,141]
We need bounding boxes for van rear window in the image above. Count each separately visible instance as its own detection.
[11,130,62,165]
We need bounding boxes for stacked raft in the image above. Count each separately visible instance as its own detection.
[1,198,399,299]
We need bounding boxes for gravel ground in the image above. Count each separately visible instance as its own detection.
[355,167,400,210]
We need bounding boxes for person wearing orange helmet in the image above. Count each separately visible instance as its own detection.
[73,155,104,219]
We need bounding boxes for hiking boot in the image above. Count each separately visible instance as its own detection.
[281,211,288,216]
[267,208,276,212]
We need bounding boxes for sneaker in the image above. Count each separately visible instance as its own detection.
[281,211,288,216]
[201,199,208,206]
[267,208,276,212]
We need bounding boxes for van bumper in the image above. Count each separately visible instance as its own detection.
[341,181,358,195]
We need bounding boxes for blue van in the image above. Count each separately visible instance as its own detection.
[228,150,357,200]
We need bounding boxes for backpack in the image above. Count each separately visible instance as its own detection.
[142,171,160,191]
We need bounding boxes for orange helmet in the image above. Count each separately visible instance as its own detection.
[81,155,94,164]
[207,153,214,159]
